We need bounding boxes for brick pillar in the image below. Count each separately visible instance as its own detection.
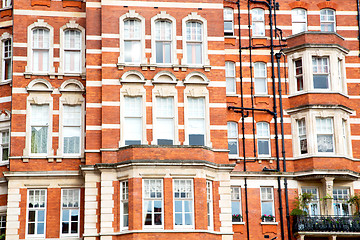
[129,178,142,230]
[194,178,207,230]
[164,178,173,229]
[46,188,61,238]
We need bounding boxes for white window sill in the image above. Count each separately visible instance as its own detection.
[261,222,278,225]
[226,93,239,97]
[0,160,9,166]
[254,94,271,97]
[0,79,11,85]
[232,222,245,225]
[0,7,12,11]
[289,91,349,98]
[225,35,236,39]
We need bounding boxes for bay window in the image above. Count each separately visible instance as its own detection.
[320,9,336,32]
[31,105,49,154]
[143,179,163,227]
[64,30,81,73]
[174,179,193,228]
[312,57,330,90]
[124,96,143,145]
[61,189,80,236]
[187,97,205,146]
[155,97,174,145]
[294,59,303,91]
[316,117,334,153]
[297,119,307,155]
[27,189,46,237]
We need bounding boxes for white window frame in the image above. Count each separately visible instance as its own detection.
[143,179,163,228]
[252,8,265,37]
[153,96,175,145]
[0,214,5,236]
[150,11,177,66]
[226,61,236,95]
[25,20,55,76]
[320,8,336,32]
[286,48,347,95]
[294,58,304,92]
[59,21,86,76]
[26,189,47,238]
[312,56,330,90]
[231,186,242,223]
[2,0,11,8]
[227,121,238,156]
[301,187,320,216]
[58,80,85,158]
[2,38,11,82]
[333,188,350,216]
[257,122,271,157]
[0,32,11,83]
[30,104,50,155]
[186,97,206,146]
[25,79,54,157]
[224,7,234,36]
[254,62,267,95]
[289,107,352,157]
[291,8,307,35]
[60,189,80,237]
[206,180,213,230]
[316,117,334,154]
[118,11,146,67]
[61,104,83,156]
[0,129,9,162]
[260,187,275,222]
[120,181,129,231]
[119,72,147,147]
[181,12,210,67]
[297,118,307,155]
[173,179,194,229]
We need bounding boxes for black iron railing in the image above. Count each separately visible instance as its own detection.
[293,215,360,233]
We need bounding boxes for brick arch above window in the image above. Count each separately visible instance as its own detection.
[184,71,209,85]
[317,2,338,10]
[59,79,85,93]
[153,71,177,84]
[120,70,146,84]
[26,78,53,92]
[289,1,309,10]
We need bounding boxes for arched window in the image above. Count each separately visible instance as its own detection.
[224,8,234,36]
[254,62,267,95]
[32,28,50,72]
[252,8,265,37]
[64,29,81,73]
[320,9,336,32]
[292,8,307,34]
[227,122,238,156]
[124,19,141,63]
[155,21,172,64]
[226,61,236,94]
[186,21,203,65]
[257,122,270,156]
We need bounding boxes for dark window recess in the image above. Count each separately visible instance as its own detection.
[125,140,141,145]
[189,134,204,146]
[157,139,173,145]
[300,139,308,154]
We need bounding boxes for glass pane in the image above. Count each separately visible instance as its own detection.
[185,213,192,225]
[154,214,162,225]
[175,200,182,212]
[231,201,240,215]
[258,140,270,155]
[37,223,44,234]
[62,209,69,221]
[317,135,334,152]
[28,223,35,234]
[313,74,329,89]
[255,78,267,94]
[28,211,35,222]
[228,141,238,155]
[62,222,69,234]
[175,213,182,225]
[184,200,192,212]
[261,201,273,216]
[71,222,78,233]
[38,210,45,222]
